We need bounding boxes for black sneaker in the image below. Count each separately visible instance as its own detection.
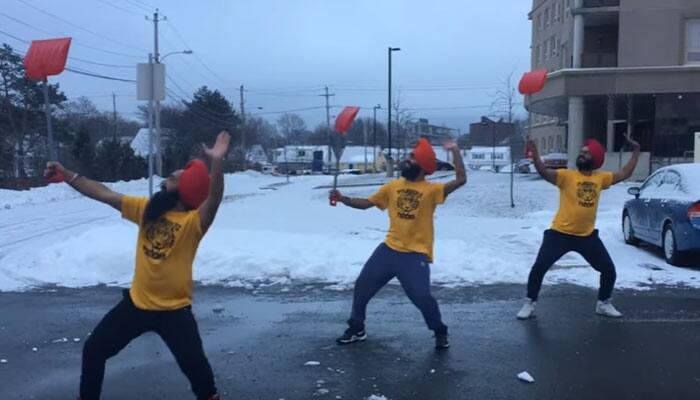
[336,328,367,345]
[435,333,450,350]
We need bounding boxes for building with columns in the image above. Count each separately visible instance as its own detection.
[527,0,700,176]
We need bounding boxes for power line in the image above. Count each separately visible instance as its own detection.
[15,0,149,53]
[166,89,236,128]
[0,11,144,59]
[164,20,234,88]
[0,28,29,44]
[96,0,144,17]
[251,106,328,116]
[125,0,156,12]
[65,67,136,83]
[0,29,136,69]
[402,105,493,111]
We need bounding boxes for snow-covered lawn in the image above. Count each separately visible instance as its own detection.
[1,170,698,292]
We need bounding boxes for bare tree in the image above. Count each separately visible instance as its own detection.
[392,91,414,158]
[490,71,519,123]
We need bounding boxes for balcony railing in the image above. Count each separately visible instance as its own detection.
[581,52,618,68]
[583,0,620,7]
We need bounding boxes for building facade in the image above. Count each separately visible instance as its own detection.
[528,0,700,174]
[468,117,517,148]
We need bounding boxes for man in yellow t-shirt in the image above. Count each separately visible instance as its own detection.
[330,138,466,350]
[516,136,641,321]
[44,131,231,400]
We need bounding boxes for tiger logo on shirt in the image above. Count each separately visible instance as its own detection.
[576,181,598,208]
[396,189,422,219]
[143,218,182,260]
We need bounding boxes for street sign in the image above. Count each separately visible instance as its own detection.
[137,62,165,101]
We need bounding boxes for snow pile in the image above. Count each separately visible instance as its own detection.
[1,170,699,292]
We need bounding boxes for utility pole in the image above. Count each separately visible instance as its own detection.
[240,84,246,170]
[112,92,118,140]
[363,120,368,172]
[387,47,400,177]
[148,9,165,176]
[319,86,335,170]
[373,104,380,172]
[147,52,155,196]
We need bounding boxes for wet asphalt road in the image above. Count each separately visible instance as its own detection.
[1,284,699,400]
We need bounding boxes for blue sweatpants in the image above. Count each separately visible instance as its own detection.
[347,243,448,334]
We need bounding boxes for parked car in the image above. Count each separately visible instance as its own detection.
[622,164,700,265]
[542,153,568,169]
[436,160,455,171]
[261,165,278,175]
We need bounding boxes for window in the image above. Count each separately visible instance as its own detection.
[544,7,550,28]
[472,153,485,160]
[556,135,562,151]
[660,171,681,192]
[565,0,571,19]
[535,45,541,64]
[558,1,564,22]
[686,19,700,64]
[548,136,554,150]
[640,171,665,198]
[551,36,557,57]
[538,12,543,31]
[297,150,306,157]
[543,40,549,60]
[494,153,504,160]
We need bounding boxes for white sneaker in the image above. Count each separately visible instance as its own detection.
[516,299,536,320]
[596,300,623,318]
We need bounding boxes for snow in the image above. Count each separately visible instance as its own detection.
[304,361,320,366]
[1,170,699,292]
[517,371,535,383]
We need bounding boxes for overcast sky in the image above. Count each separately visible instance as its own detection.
[2,0,532,134]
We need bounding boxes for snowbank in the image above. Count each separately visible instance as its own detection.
[1,170,698,292]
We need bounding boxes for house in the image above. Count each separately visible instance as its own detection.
[246,145,268,165]
[468,117,516,148]
[331,146,383,172]
[272,145,327,174]
[272,145,386,174]
[466,146,512,171]
[129,128,172,158]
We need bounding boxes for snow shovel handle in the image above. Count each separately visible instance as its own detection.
[330,174,339,206]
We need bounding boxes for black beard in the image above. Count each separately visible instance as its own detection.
[143,188,179,224]
[576,157,593,171]
[401,163,422,181]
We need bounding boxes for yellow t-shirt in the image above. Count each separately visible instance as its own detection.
[368,179,446,261]
[121,196,204,310]
[551,169,614,236]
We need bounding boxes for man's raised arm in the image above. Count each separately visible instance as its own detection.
[528,137,557,185]
[44,162,123,211]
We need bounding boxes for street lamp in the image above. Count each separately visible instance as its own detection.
[154,49,193,180]
[161,49,193,61]
[387,47,400,177]
[373,104,381,172]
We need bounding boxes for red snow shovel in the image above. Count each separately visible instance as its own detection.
[24,38,72,165]
[519,69,548,159]
[330,106,360,206]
